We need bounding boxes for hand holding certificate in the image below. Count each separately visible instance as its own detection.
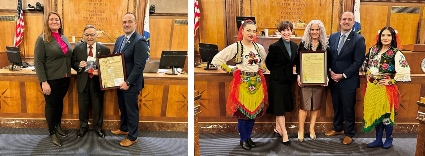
[97,53,127,90]
[300,50,327,86]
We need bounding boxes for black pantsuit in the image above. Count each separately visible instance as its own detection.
[43,77,70,132]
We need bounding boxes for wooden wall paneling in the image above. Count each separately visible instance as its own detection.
[403,52,425,74]
[360,5,388,51]
[194,81,221,117]
[25,81,44,114]
[140,84,164,117]
[420,17,425,44]
[149,17,173,59]
[0,53,9,68]
[165,84,188,117]
[225,0,239,46]
[199,0,226,50]
[22,13,43,58]
[246,0,334,36]
[0,12,16,52]
[0,81,21,113]
[103,89,118,117]
[390,13,420,45]
[170,20,188,51]
[61,0,129,43]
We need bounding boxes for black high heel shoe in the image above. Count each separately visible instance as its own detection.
[282,140,291,146]
[273,128,282,137]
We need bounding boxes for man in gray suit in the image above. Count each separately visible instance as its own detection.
[71,25,111,138]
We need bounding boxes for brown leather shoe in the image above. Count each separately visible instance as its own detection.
[120,138,138,147]
[325,130,344,136]
[342,136,353,145]
[111,129,129,135]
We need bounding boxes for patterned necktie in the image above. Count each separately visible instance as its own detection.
[337,34,346,55]
[119,37,128,53]
[88,45,94,78]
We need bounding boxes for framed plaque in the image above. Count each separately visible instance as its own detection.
[97,53,127,90]
[300,50,327,86]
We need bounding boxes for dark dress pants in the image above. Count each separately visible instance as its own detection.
[330,85,357,137]
[43,77,70,133]
[78,77,104,130]
[117,90,139,141]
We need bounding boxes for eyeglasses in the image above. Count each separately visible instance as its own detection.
[84,33,97,37]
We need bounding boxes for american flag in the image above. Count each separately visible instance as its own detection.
[194,0,200,36]
[14,0,24,47]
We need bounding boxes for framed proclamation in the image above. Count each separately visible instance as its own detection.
[300,50,327,86]
[97,53,127,90]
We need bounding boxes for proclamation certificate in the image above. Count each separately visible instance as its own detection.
[97,53,127,90]
[300,51,327,86]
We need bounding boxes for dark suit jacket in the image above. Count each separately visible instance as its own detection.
[265,38,298,82]
[327,31,366,89]
[113,31,148,92]
[34,35,73,83]
[71,42,111,92]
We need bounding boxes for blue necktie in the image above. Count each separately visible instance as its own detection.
[119,37,128,53]
[337,34,346,55]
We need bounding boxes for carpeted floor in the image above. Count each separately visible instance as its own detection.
[0,128,188,156]
[200,132,417,156]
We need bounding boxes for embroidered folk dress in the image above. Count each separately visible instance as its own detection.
[362,46,411,132]
[211,42,268,119]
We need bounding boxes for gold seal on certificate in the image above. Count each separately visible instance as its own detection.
[97,53,127,90]
[300,50,327,86]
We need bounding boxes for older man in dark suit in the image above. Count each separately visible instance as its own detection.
[71,25,111,138]
[110,13,148,147]
[325,11,366,145]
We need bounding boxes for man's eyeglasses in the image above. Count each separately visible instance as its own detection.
[84,33,97,37]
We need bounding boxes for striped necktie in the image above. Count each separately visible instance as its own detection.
[119,37,128,53]
[337,34,346,55]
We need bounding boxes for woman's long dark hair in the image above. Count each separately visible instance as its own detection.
[375,26,397,51]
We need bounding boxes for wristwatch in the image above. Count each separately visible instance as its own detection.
[125,81,130,86]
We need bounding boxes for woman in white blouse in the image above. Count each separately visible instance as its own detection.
[211,20,268,150]
[363,26,410,149]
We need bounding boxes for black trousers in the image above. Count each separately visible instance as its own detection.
[330,86,357,137]
[117,90,139,141]
[78,77,104,130]
[43,77,70,133]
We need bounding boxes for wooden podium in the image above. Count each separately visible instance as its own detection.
[416,97,425,156]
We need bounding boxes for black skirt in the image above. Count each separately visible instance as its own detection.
[266,79,294,116]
